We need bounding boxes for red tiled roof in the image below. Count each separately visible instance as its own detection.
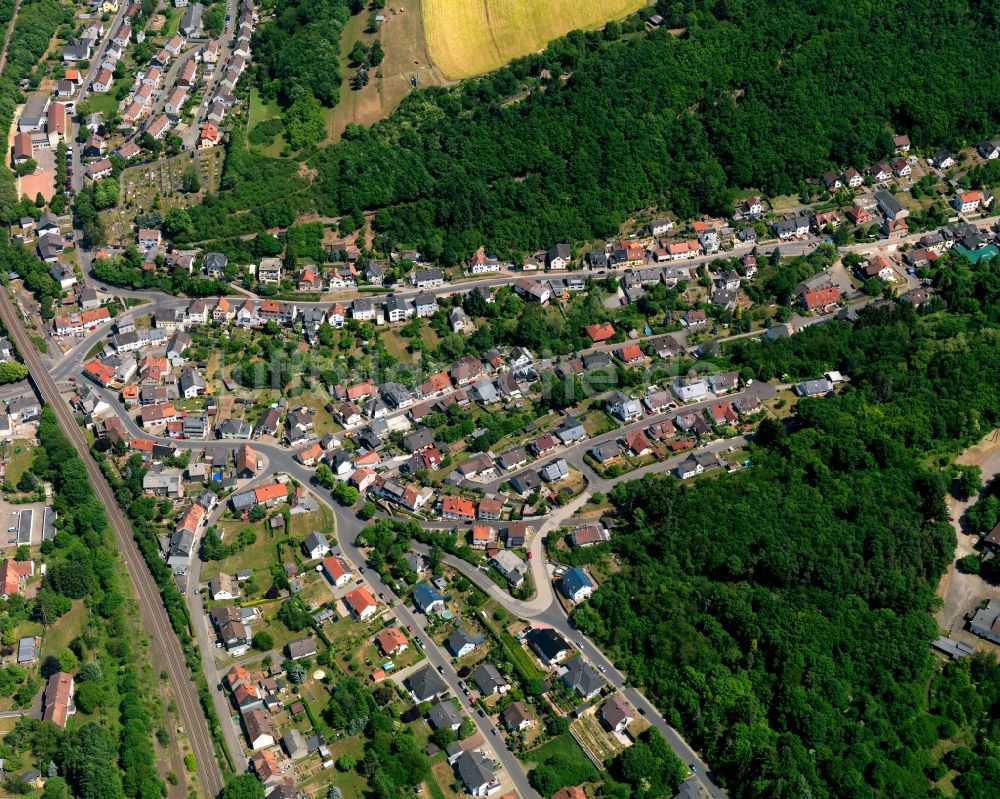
[802,286,841,310]
[375,627,408,654]
[585,322,615,342]
[441,495,475,517]
[0,559,33,596]
[620,344,643,362]
[321,556,347,583]
[254,483,287,503]
[345,586,377,616]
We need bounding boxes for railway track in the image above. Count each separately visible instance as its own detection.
[0,293,224,799]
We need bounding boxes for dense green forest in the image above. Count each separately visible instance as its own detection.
[252,0,353,107]
[570,302,1000,799]
[188,0,1000,258]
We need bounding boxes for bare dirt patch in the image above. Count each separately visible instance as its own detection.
[325,0,450,141]
[935,430,1000,648]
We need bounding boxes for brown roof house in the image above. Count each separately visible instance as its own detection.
[42,672,75,727]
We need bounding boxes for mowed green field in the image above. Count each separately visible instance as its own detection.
[422,0,647,78]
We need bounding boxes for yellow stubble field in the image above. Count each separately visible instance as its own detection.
[421,0,647,79]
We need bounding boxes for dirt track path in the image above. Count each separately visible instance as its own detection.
[0,0,21,75]
[935,431,1000,643]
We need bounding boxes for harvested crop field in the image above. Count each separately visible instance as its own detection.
[422,0,646,79]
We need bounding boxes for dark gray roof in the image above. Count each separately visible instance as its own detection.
[406,665,447,701]
[427,701,463,729]
[455,750,495,792]
[561,655,604,696]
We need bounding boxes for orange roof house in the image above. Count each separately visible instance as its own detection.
[129,437,155,452]
[321,556,349,586]
[801,286,841,312]
[0,559,34,597]
[42,672,74,728]
[236,443,259,476]
[250,750,280,783]
[81,307,111,326]
[624,429,653,457]
[83,358,116,386]
[344,586,378,619]
[354,450,380,467]
[441,495,475,520]
[255,482,287,505]
[426,371,452,392]
[175,503,205,535]
[295,442,324,465]
[375,627,408,655]
[471,524,496,547]
[224,665,250,689]
[585,322,615,343]
[619,344,643,363]
[346,381,374,401]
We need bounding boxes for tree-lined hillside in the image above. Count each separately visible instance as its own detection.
[203,0,1000,257]
[574,303,1000,799]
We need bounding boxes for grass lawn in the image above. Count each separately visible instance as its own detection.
[524,732,598,775]
[85,93,119,117]
[200,522,279,593]
[247,88,286,158]
[581,410,616,437]
[40,600,88,660]
[289,505,334,538]
[430,760,464,799]
[302,733,367,795]
[311,405,343,437]
[3,440,36,486]
[160,7,181,38]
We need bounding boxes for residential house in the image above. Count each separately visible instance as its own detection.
[286,638,317,661]
[681,308,707,329]
[471,662,510,696]
[427,702,463,731]
[406,666,447,702]
[344,586,378,620]
[302,532,330,560]
[569,524,609,547]
[413,582,445,614]
[672,376,708,403]
[954,190,983,214]
[242,707,274,750]
[600,695,635,733]
[501,701,535,732]
[605,392,643,422]
[589,440,622,466]
[454,750,498,797]
[491,550,526,587]
[561,656,604,700]
[560,567,594,603]
[375,627,408,656]
[42,672,75,728]
[446,628,483,658]
[525,627,571,666]
[801,286,841,313]
[210,573,239,601]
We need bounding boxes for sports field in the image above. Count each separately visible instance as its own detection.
[422,0,646,78]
